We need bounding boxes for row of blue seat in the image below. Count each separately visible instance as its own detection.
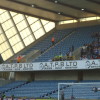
[22,29,72,55]
[33,25,100,62]
[0,81,25,92]
[1,80,100,99]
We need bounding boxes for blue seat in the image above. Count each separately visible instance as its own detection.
[33,25,100,62]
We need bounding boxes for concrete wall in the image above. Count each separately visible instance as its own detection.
[83,70,100,80]
[14,69,100,81]
[15,72,35,81]
[15,71,78,81]
[34,70,78,80]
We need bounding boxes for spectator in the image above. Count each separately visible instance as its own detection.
[80,39,99,60]
[71,45,74,52]
[98,47,100,55]
[11,95,14,100]
[61,91,64,100]
[93,47,98,56]
[59,52,63,61]
[69,50,72,57]
[17,55,23,63]
[81,48,84,57]
[80,55,88,60]
[1,93,6,100]
[82,44,87,55]
[48,59,52,62]
[51,37,55,46]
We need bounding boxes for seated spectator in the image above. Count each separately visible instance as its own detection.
[80,55,88,60]
[48,59,52,62]
[59,52,63,61]
[99,47,100,55]
[53,55,59,61]
[92,54,97,59]
[96,55,100,59]
[93,47,99,56]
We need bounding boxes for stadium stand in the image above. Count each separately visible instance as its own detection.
[0,80,76,98]
[0,81,28,93]
[0,80,100,99]
[61,83,100,99]
[33,25,100,62]
[21,29,73,56]
[0,0,100,99]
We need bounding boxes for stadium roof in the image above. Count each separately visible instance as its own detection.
[0,0,100,22]
[0,0,100,62]
[0,7,55,61]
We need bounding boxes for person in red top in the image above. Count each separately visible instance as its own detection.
[51,37,55,45]
[17,55,22,63]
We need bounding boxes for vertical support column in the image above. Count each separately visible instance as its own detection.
[9,72,15,80]
[78,70,83,82]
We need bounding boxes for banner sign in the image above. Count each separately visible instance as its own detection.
[0,60,99,71]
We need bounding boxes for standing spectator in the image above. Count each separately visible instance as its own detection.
[69,50,72,57]
[11,95,14,100]
[82,44,87,55]
[17,55,22,63]
[1,93,6,100]
[81,48,84,57]
[61,91,64,100]
[71,45,74,52]
[51,37,55,46]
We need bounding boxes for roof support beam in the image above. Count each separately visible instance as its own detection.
[7,0,79,19]
[87,0,100,5]
[0,0,62,22]
[47,0,100,16]
[0,6,57,22]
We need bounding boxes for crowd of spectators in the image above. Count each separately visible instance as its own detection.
[52,46,75,61]
[15,32,100,62]
[91,32,100,41]
[80,41,100,60]
[80,32,100,60]
[51,31,100,61]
